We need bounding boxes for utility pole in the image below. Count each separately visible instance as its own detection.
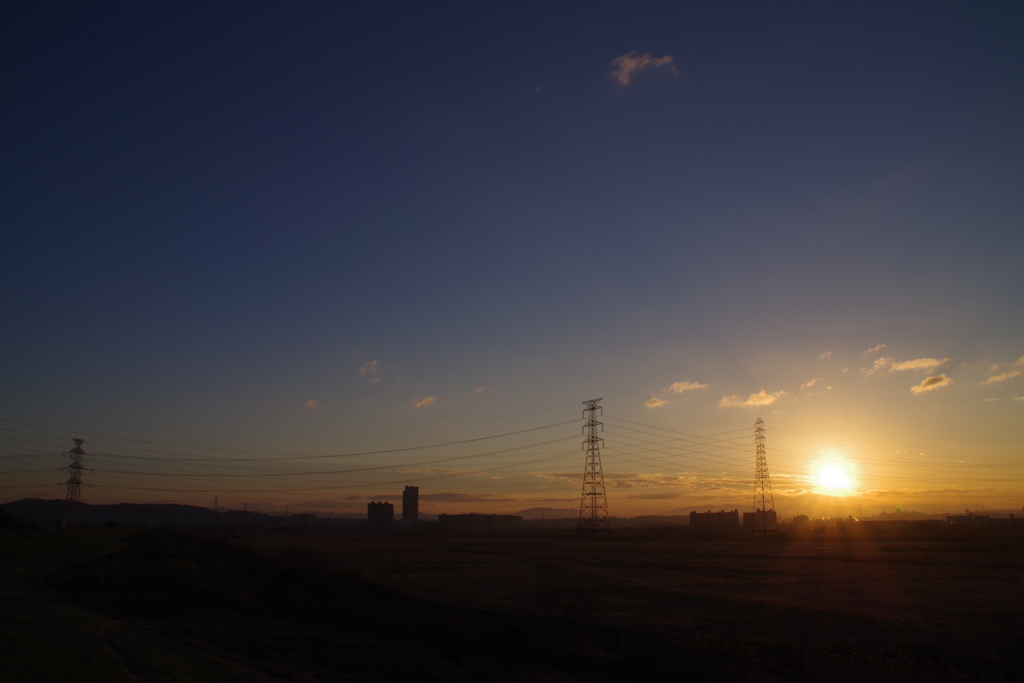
[578,398,611,539]
[752,418,778,538]
[62,438,89,527]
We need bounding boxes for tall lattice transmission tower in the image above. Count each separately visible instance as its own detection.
[62,438,90,526]
[752,418,778,538]
[578,398,611,539]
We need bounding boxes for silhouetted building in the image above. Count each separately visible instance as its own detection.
[437,513,521,535]
[946,511,1022,527]
[689,509,739,530]
[743,509,777,529]
[403,485,419,523]
[946,513,988,525]
[367,501,393,528]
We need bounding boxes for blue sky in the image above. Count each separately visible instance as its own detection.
[2,2,1023,516]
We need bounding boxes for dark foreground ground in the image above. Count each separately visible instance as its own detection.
[3,529,1024,682]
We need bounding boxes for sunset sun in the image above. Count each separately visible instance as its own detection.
[816,464,854,494]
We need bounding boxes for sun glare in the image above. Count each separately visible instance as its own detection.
[816,463,854,494]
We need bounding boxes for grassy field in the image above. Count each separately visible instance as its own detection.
[5,529,1024,681]
[0,529,296,682]
[239,532,1024,679]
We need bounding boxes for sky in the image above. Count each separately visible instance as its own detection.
[2,1,1023,519]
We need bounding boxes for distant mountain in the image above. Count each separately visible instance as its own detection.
[0,498,352,529]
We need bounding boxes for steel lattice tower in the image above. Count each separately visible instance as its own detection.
[62,438,89,526]
[752,418,778,538]
[578,398,611,539]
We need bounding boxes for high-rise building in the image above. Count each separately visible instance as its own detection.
[402,485,419,523]
[367,501,394,528]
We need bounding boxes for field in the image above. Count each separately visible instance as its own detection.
[4,529,1024,681]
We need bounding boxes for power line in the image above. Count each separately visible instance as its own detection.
[0,419,580,462]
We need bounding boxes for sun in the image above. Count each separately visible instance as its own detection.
[817,463,854,493]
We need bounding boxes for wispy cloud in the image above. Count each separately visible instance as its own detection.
[606,473,699,490]
[891,357,951,372]
[473,387,485,393]
[820,351,832,360]
[665,380,707,394]
[801,377,821,389]
[863,357,893,375]
[610,51,675,87]
[983,370,1021,384]
[910,374,952,395]
[863,344,887,354]
[533,472,580,483]
[420,492,520,503]
[401,468,483,476]
[864,356,950,374]
[645,380,707,407]
[301,398,340,411]
[718,389,787,408]
[411,396,436,408]
[358,360,378,375]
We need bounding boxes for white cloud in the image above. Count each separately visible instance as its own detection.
[983,370,1021,384]
[890,357,951,372]
[863,357,893,375]
[358,360,379,375]
[664,380,707,394]
[411,396,436,408]
[717,389,787,408]
[801,377,821,389]
[863,344,887,354]
[645,397,669,408]
[983,398,1000,402]
[864,357,951,374]
[910,374,952,395]
[820,351,832,360]
[610,51,675,87]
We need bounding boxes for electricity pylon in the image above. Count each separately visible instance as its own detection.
[62,438,89,527]
[752,418,778,538]
[578,398,612,539]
